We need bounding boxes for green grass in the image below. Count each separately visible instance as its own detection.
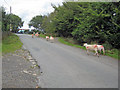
[2,34,23,54]
[0,43,2,55]
[58,37,119,59]
[39,34,46,38]
[105,49,119,59]
[58,37,86,50]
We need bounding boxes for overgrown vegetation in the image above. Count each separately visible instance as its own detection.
[29,2,119,59]
[0,6,24,33]
[58,37,86,50]
[59,37,118,59]
[29,2,120,49]
[38,33,46,38]
[2,34,23,54]
[1,6,23,54]
[0,46,1,55]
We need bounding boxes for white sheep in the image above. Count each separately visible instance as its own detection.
[50,36,54,43]
[83,43,99,57]
[46,36,49,41]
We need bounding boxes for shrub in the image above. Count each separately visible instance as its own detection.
[102,42,113,50]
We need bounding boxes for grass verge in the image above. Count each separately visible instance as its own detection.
[2,33,23,54]
[0,43,2,55]
[58,37,119,59]
[58,37,86,50]
[38,34,46,38]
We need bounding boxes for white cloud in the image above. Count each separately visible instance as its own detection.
[1,0,63,28]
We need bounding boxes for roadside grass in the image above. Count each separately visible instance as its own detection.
[58,37,119,59]
[0,43,2,55]
[58,37,86,50]
[2,33,23,54]
[38,34,46,38]
[105,49,119,59]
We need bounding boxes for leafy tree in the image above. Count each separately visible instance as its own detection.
[1,6,9,31]
[1,6,24,32]
[30,2,120,49]
[52,2,76,37]
[41,13,56,34]
[29,15,44,30]
[71,2,120,48]
[10,14,24,32]
[105,2,120,48]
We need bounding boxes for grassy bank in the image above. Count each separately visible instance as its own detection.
[0,43,2,55]
[58,37,118,59]
[39,34,46,38]
[2,33,23,54]
[58,37,86,50]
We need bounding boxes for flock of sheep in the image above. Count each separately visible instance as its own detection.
[45,36,54,42]
[32,33,105,57]
[46,36,105,57]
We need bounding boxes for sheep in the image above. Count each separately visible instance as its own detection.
[35,32,39,37]
[50,36,54,43]
[46,36,49,41]
[83,43,99,57]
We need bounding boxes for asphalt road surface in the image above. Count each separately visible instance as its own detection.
[17,34,118,88]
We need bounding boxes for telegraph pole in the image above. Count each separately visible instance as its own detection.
[10,6,12,31]
[4,0,12,31]
[10,6,11,14]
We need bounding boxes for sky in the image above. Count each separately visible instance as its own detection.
[1,0,63,29]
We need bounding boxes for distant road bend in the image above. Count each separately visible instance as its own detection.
[17,34,118,88]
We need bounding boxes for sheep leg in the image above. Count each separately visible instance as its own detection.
[99,49,101,54]
[87,50,89,55]
[95,49,99,57]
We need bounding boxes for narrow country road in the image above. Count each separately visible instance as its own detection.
[17,34,118,88]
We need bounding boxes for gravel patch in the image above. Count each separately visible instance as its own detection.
[2,49,41,88]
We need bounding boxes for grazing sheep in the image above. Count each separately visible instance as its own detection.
[83,43,99,57]
[46,36,49,41]
[50,36,54,43]
[36,32,39,37]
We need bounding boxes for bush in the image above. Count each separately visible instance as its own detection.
[2,31,12,40]
[102,42,113,50]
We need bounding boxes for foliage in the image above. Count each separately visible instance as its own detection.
[41,12,56,34]
[10,14,24,32]
[29,15,44,30]
[29,2,120,49]
[59,37,118,59]
[0,6,24,32]
[39,33,46,38]
[54,2,120,49]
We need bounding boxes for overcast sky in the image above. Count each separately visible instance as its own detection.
[1,0,63,29]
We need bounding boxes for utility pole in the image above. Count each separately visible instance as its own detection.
[10,6,11,14]
[4,0,12,31]
[10,6,12,31]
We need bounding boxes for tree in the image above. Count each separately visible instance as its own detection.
[71,2,120,49]
[10,14,24,32]
[52,2,76,37]
[51,2,120,48]
[41,12,57,34]
[1,6,9,31]
[1,6,24,32]
[29,15,44,30]
[30,2,120,49]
